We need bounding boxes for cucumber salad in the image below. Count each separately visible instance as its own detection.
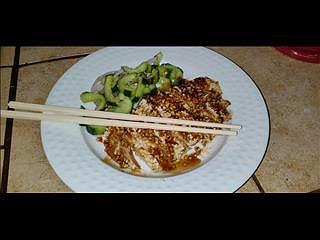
[80,52,184,135]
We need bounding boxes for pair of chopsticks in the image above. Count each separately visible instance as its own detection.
[0,101,241,136]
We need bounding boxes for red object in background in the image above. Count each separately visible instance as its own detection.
[275,47,320,63]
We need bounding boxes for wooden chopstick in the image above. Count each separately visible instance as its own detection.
[0,110,237,136]
[8,101,241,130]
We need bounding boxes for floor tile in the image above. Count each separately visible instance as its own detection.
[210,46,320,192]
[1,68,11,146]
[6,59,83,192]
[1,68,12,181]
[0,46,15,66]
[19,47,103,64]
[236,177,260,193]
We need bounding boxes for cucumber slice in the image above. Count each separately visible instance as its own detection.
[104,75,119,104]
[122,62,148,74]
[161,63,175,70]
[142,84,156,95]
[169,68,183,86]
[117,73,138,94]
[151,68,159,83]
[111,75,119,89]
[79,105,107,135]
[85,125,107,135]
[156,77,171,92]
[80,91,106,110]
[161,63,183,86]
[108,93,133,114]
[153,52,163,65]
[102,74,118,89]
[158,65,169,78]
[145,63,152,73]
[170,77,181,86]
[129,94,140,103]
[133,80,155,98]
[135,62,148,72]
[134,80,146,99]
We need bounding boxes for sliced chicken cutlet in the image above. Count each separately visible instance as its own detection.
[99,77,232,173]
[101,127,140,172]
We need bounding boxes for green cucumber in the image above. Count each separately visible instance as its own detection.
[134,80,146,99]
[102,74,118,89]
[151,68,159,83]
[161,63,183,86]
[156,77,171,92]
[142,84,156,95]
[81,52,183,117]
[117,73,139,94]
[108,93,133,114]
[122,62,148,74]
[79,105,106,135]
[158,65,169,78]
[104,75,119,104]
[133,80,156,98]
[85,125,107,135]
[80,91,106,110]
[153,52,163,65]
[145,63,152,73]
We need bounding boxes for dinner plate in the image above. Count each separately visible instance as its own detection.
[41,47,270,192]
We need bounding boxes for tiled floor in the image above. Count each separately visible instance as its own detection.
[19,47,102,64]
[236,178,260,193]
[1,68,11,146]
[210,47,320,192]
[0,47,15,66]
[0,67,11,181]
[1,46,319,192]
[5,59,83,192]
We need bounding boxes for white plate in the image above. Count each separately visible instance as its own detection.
[41,47,270,192]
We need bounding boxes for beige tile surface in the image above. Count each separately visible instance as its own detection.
[1,68,11,181]
[1,68,11,145]
[5,59,83,192]
[19,47,103,64]
[210,47,320,192]
[236,177,260,193]
[0,46,15,66]
[8,120,71,192]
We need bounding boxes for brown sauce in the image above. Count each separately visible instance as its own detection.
[100,77,232,173]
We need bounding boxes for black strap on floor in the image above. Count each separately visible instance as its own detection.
[0,46,20,193]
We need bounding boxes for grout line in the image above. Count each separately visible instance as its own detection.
[0,53,90,69]
[0,46,20,193]
[0,65,13,69]
[252,174,265,193]
[18,53,90,67]
[310,188,320,193]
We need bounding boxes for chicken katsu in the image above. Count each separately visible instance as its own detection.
[98,77,232,173]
